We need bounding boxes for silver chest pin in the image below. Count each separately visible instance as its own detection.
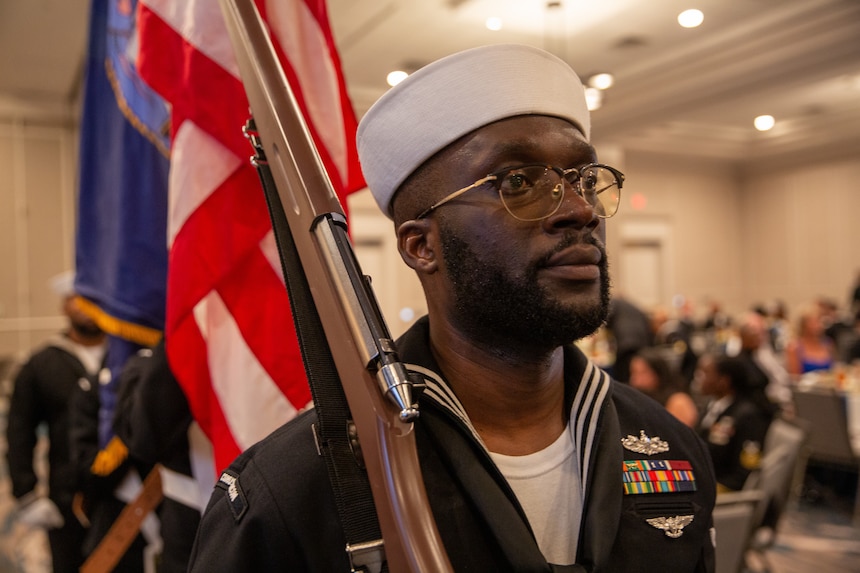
[622,430,669,455]
[646,515,694,538]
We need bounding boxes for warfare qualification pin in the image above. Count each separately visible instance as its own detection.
[622,430,669,455]
[646,515,694,538]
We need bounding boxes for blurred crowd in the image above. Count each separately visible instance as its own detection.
[581,272,860,495]
[591,290,860,403]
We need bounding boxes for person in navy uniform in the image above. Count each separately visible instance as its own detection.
[190,44,716,572]
[697,353,776,492]
[6,273,106,573]
[113,340,202,573]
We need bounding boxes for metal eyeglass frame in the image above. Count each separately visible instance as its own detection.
[415,162,625,221]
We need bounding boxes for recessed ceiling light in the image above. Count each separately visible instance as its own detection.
[588,73,614,90]
[754,115,775,131]
[485,17,502,31]
[678,9,704,28]
[386,70,408,87]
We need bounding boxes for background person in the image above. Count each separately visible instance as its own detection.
[697,353,776,492]
[69,349,157,573]
[846,308,860,364]
[604,294,653,383]
[851,270,860,316]
[113,340,202,573]
[5,272,106,573]
[734,312,792,411]
[628,347,699,428]
[785,306,836,378]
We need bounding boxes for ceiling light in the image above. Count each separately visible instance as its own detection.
[386,70,408,87]
[485,17,502,31]
[754,115,775,131]
[584,87,602,111]
[678,9,704,28]
[588,73,614,90]
[399,307,415,322]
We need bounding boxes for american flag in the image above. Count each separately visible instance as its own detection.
[137,0,365,472]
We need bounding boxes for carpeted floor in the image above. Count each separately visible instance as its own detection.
[743,466,860,573]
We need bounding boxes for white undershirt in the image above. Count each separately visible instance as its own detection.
[70,341,106,376]
[489,425,581,565]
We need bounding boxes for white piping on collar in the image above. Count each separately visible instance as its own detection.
[405,363,486,448]
[571,360,611,501]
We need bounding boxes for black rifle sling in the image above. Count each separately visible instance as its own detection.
[245,119,386,571]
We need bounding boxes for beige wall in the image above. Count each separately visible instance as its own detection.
[607,152,746,316]
[0,121,78,359]
[741,156,860,315]
[604,150,859,323]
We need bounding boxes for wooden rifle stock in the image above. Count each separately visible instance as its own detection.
[217,1,453,571]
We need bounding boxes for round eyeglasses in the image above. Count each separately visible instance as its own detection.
[416,163,624,221]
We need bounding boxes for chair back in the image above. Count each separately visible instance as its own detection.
[743,417,809,530]
[792,388,856,466]
[714,490,764,573]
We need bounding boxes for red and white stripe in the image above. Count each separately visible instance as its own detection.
[137,0,364,473]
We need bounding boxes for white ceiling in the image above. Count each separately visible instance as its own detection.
[2,0,859,168]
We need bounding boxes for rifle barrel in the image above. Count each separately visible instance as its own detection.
[217,1,453,571]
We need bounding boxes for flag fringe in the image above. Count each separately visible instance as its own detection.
[75,296,163,346]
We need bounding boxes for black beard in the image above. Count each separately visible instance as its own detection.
[71,319,104,339]
[438,221,611,353]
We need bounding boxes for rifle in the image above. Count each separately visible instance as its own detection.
[217,1,453,571]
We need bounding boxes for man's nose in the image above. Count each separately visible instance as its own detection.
[541,180,599,231]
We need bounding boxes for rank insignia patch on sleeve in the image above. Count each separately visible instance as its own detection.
[217,470,248,521]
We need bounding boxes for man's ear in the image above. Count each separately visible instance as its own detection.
[396,219,438,274]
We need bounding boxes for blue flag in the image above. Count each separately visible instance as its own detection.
[75,0,169,450]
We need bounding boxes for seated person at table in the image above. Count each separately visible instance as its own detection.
[697,354,776,492]
[785,306,835,378]
[629,347,699,428]
[845,308,860,364]
[736,312,791,410]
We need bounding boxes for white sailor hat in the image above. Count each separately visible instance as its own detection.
[357,43,590,219]
[49,270,75,298]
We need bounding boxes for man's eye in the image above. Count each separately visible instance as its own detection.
[499,169,538,195]
[506,174,528,190]
[581,173,598,192]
